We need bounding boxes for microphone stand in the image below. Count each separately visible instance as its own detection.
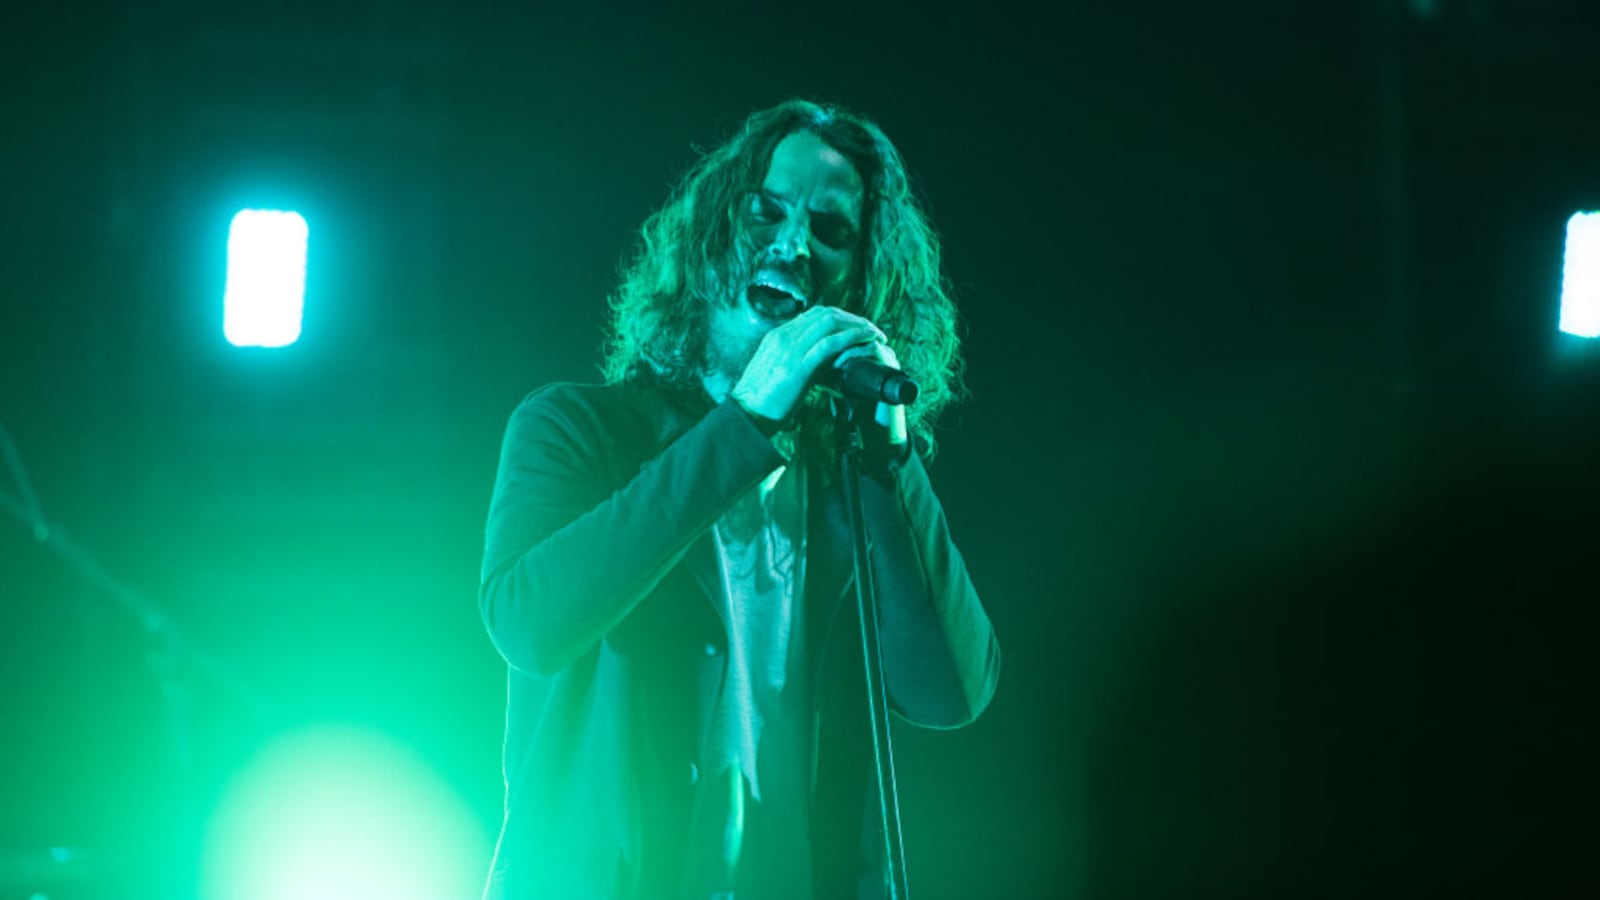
[0,425,261,738]
[832,399,910,899]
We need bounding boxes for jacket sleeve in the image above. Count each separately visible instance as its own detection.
[479,388,785,675]
[858,452,1002,729]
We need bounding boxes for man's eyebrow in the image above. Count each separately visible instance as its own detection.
[759,188,858,220]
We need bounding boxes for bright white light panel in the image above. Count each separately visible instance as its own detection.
[1559,211,1599,339]
[225,209,307,348]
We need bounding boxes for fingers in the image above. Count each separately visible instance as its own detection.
[800,324,880,373]
[783,305,887,347]
[832,340,896,369]
[754,308,883,372]
[789,308,888,377]
[734,306,889,422]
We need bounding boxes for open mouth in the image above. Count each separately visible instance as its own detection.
[747,274,809,320]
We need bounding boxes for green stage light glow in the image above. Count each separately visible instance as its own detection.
[224,209,307,348]
[201,726,489,900]
[1559,211,1599,338]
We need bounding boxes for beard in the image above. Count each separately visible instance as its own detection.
[698,243,775,383]
[701,294,766,383]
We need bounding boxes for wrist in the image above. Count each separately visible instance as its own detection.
[858,413,912,475]
[735,398,785,438]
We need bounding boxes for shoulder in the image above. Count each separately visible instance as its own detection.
[505,379,710,454]
[512,379,693,422]
[514,380,633,418]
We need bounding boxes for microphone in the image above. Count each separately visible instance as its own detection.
[829,357,919,406]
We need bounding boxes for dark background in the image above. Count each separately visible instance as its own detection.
[2,1,1597,897]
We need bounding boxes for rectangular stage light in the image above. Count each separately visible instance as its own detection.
[225,209,308,348]
[1559,211,1598,339]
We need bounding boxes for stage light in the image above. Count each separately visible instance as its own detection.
[224,209,307,348]
[201,726,488,900]
[1559,211,1599,338]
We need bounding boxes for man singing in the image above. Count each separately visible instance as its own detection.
[478,98,1000,899]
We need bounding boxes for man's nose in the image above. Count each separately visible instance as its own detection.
[766,216,811,262]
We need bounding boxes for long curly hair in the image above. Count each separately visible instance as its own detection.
[602,98,965,456]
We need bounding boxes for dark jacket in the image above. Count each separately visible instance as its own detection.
[479,379,1000,899]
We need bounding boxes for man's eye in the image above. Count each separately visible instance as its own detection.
[746,194,783,224]
[815,223,855,249]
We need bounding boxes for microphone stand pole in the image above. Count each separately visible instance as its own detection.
[0,424,263,770]
[833,401,910,899]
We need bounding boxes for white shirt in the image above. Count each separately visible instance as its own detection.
[691,461,815,898]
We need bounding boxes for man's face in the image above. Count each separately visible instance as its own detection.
[703,130,866,381]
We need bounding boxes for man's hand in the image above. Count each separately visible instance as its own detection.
[730,306,886,423]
